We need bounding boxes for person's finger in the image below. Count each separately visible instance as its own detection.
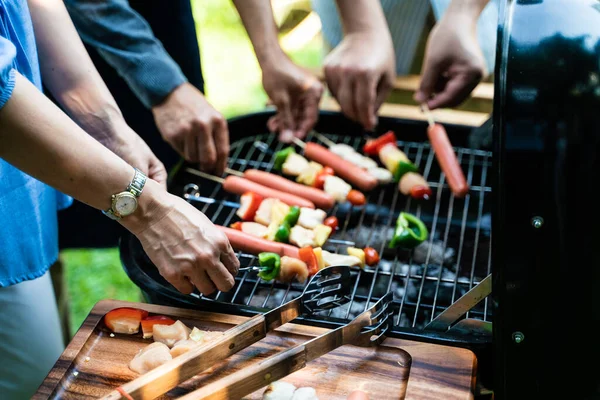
[414,58,446,105]
[267,114,280,133]
[196,121,217,172]
[161,267,195,294]
[324,63,342,99]
[295,86,322,139]
[206,261,236,292]
[184,133,199,163]
[336,76,357,122]
[213,117,229,176]
[220,241,240,276]
[274,92,295,143]
[427,73,479,109]
[190,268,217,296]
[354,73,378,131]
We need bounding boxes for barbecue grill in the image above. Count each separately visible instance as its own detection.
[119,0,600,398]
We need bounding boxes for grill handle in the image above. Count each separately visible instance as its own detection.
[101,314,269,400]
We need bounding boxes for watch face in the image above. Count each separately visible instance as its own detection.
[114,193,138,216]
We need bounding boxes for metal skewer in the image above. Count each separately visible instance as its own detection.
[185,167,224,183]
[420,103,436,128]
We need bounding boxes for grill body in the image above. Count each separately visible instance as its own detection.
[493,0,600,398]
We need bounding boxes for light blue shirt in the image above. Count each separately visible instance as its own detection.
[0,0,72,287]
[312,0,499,75]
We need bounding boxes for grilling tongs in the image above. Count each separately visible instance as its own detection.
[103,266,353,400]
[176,291,395,400]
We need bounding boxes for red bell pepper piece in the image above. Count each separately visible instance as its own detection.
[104,307,148,335]
[298,246,319,276]
[236,192,263,221]
[230,221,243,230]
[313,166,335,189]
[141,315,176,339]
[363,131,397,155]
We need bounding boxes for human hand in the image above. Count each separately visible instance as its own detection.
[152,83,229,175]
[323,31,395,131]
[262,56,323,143]
[414,15,487,110]
[110,120,168,189]
[122,181,240,295]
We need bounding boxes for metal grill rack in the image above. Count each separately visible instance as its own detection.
[175,131,492,343]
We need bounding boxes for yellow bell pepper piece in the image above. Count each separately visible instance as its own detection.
[313,224,332,247]
[313,247,325,270]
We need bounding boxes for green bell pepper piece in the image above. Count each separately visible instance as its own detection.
[258,252,281,281]
[274,221,291,243]
[389,212,428,249]
[394,160,419,182]
[273,147,296,170]
[283,206,300,227]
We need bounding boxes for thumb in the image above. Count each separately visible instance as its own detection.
[415,57,445,105]
[274,93,295,143]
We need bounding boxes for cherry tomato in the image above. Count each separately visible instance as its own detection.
[313,167,335,189]
[410,185,433,200]
[323,216,339,231]
[346,190,366,206]
[364,247,380,266]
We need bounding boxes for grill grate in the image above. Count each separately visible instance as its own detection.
[180,131,492,337]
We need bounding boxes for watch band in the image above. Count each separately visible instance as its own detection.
[103,168,147,220]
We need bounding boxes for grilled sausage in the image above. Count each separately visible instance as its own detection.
[222,176,315,208]
[303,142,378,192]
[427,123,469,198]
[242,169,335,210]
[398,172,432,200]
[217,226,299,258]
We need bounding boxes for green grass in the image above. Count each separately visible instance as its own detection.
[62,0,323,337]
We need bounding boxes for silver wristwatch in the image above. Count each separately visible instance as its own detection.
[103,168,147,220]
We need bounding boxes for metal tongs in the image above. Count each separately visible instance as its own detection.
[103,266,353,400]
[176,292,395,400]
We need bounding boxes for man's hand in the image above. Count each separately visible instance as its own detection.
[324,32,395,131]
[262,56,323,142]
[414,14,487,110]
[152,83,229,175]
[122,181,240,295]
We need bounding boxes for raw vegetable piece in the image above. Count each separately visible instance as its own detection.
[104,307,148,335]
[240,222,269,238]
[379,143,409,173]
[298,246,319,275]
[141,315,176,339]
[346,189,366,206]
[313,247,325,270]
[364,247,380,266]
[363,131,397,155]
[329,143,356,158]
[291,387,319,400]
[323,216,339,231]
[321,250,362,267]
[230,221,242,230]
[271,200,291,223]
[189,327,206,342]
[289,225,316,248]
[313,166,335,189]
[236,192,263,221]
[279,256,309,283]
[389,212,428,249]
[394,160,419,183]
[297,207,327,229]
[129,342,172,374]
[254,198,277,225]
[283,152,310,176]
[263,381,297,400]
[274,222,291,243]
[283,206,301,226]
[409,185,433,200]
[170,339,198,357]
[313,224,332,247]
[273,146,296,170]
[296,161,323,186]
[368,167,393,183]
[346,247,366,268]
[324,175,351,203]
[153,320,191,348]
[258,252,281,281]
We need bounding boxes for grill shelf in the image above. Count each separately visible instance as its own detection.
[120,113,492,347]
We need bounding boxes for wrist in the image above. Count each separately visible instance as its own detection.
[118,179,174,235]
[444,0,487,23]
[255,43,288,72]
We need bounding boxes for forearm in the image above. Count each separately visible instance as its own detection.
[0,73,165,230]
[334,0,391,37]
[232,0,286,67]
[28,0,124,147]
[444,0,490,22]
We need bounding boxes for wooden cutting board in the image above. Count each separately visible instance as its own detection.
[34,300,476,400]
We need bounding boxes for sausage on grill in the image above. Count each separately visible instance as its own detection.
[303,142,378,192]
[218,226,299,258]
[222,176,315,208]
[242,169,335,210]
[427,123,469,198]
